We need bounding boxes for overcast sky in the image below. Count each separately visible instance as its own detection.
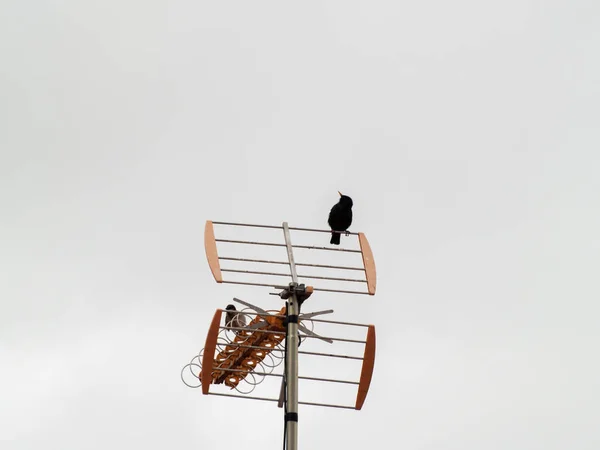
[1,1,599,449]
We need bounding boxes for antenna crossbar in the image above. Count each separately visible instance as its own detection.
[298,335,367,344]
[219,326,285,335]
[307,318,372,328]
[207,392,357,410]
[212,221,359,236]
[266,286,371,295]
[312,287,371,295]
[220,268,367,283]
[214,367,359,386]
[299,350,363,361]
[219,257,366,272]
[222,280,289,289]
[225,281,372,296]
[218,327,368,344]
[216,238,362,253]
[216,238,286,248]
[292,244,361,253]
[216,342,364,361]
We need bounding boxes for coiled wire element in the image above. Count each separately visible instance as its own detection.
[181,309,316,394]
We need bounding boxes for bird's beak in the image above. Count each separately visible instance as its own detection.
[338,191,342,196]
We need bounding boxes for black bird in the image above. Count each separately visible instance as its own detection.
[224,304,246,334]
[328,191,353,245]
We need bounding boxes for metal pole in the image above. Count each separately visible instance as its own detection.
[283,222,299,450]
[286,293,299,450]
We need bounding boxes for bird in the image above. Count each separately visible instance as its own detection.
[327,191,353,245]
[224,304,247,334]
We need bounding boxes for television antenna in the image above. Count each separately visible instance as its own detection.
[182,220,377,450]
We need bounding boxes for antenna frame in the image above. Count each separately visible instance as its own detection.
[204,220,377,295]
[193,219,379,450]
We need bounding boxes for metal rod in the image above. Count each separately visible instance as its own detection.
[287,293,299,450]
[216,238,361,253]
[225,283,371,296]
[219,257,366,272]
[218,343,285,352]
[296,273,366,283]
[220,257,291,266]
[298,401,356,410]
[295,262,365,271]
[299,375,359,385]
[299,335,367,344]
[288,226,359,236]
[298,350,363,361]
[312,287,371,295]
[292,244,361,253]
[217,342,362,360]
[231,297,273,316]
[222,307,336,322]
[216,238,286,248]
[220,328,366,343]
[213,367,358,385]
[208,392,356,410]
[221,268,366,283]
[212,221,283,230]
[299,309,334,319]
[219,326,285,335]
[208,392,279,403]
[220,308,337,321]
[221,280,288,289]
[214,367,283,377]
[221,268,295,277]
[282,222,299,450]
[219,309,286,319]
[283,222,299,284]
[307,318,372,328]
[211,221,359,236]
[278,376,285,408]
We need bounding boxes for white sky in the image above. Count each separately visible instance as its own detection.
[1,1,599,449]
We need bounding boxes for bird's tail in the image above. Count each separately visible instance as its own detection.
[330,231,341,245]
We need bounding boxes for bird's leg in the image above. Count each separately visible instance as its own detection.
[345,230,350,236]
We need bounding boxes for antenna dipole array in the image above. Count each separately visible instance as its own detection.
[183,220,378,450]
[204,220,376,295]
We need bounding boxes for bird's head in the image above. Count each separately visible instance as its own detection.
[225,304,237,311]
[338,191,353,207]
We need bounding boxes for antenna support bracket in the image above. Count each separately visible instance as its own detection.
[278,283,314,306]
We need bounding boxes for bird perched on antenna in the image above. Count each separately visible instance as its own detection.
[224,304,247,334]
[328,191,353,245]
